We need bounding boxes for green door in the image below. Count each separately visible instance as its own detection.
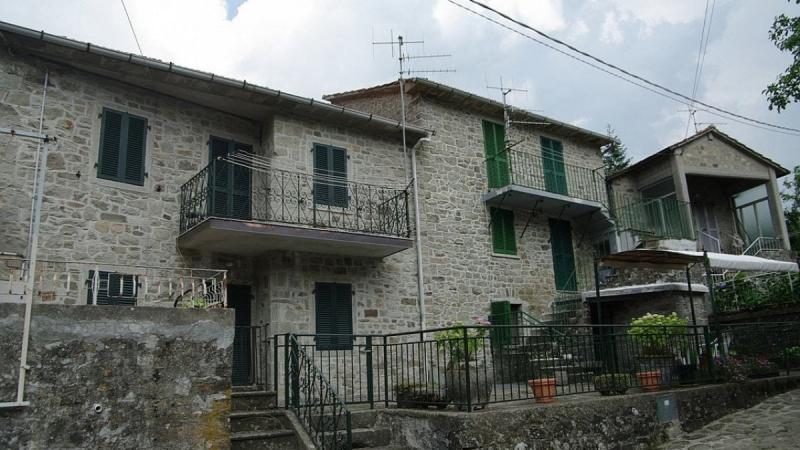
[541,137,568,195]
[482,121,510,188]
[549,219,577,291]
[489,300,512,346]
[209,137,252,220]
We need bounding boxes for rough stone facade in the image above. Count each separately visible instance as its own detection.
[0,304,234,449]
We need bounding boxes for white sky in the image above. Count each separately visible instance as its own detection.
[2,0,799,174]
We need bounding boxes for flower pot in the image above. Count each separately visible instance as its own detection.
[636,355,676,385]
[444,365,494,410]
[636,370,661,392]
[528,378,557,403]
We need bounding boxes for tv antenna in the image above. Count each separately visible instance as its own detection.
[487,77,549,149]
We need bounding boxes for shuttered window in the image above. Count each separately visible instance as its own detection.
[315,282,353,350]
[86,271,138,306]
[313,144,348,208]
[97,108,147,186]
[549,219,577,291]
[208,137,252,220]
[490,208,517,255]
[541,136,568,195]
[482,121,510,188]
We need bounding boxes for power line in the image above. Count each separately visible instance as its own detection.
[686,0,716,137]
[120,0,144,56]
[453,0,800,135]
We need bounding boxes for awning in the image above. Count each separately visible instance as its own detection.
[600,249,798,273]
[583,282,709,301]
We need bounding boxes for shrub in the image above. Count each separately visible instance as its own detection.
[593,373,629,396]
[435,318,490,367]
[627,313,688,356]
[393,383,448,409]
[775,346,800,369]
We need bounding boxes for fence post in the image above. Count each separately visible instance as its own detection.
[463,326,473,412]
[366,336,374,409]
[703,326,714,382]
[283,334,290,409]
[273,332,279,393]
[290,335,300,409]
[383,335,389,409]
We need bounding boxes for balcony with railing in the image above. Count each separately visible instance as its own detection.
[482,149,610,228]
[612,196,695,248]
[178,158,413,258]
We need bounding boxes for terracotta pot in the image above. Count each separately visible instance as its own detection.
[636,370,661,392]
[528,378,557,403]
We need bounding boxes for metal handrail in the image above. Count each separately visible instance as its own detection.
[287,334,352,450]
[742,236,784,256]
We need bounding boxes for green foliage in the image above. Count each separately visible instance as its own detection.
[776,346,800,368]
[764,1,800,112]
[715,272,800,313]
[434,321,488,367]
[627,313,688,356]
[782,166,800,251]
[601,125,631,175]
[593,373,629,396]
[182,296,209,308]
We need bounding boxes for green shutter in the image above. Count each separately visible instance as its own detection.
[207,137,251,220]
[124,115,147,185]
[86,271,137,306]
[315,282,353,350]
[98,109,123,180]
[541,137,568,195]
[483,121,509,188]
[489,300,512,346]
[549,219,577,291]
[313,144,348,208]
[491,208,517,255]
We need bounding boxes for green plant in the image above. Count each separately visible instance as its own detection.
[593,373,629,396]
[627,313,688,356]
[435,320,489,367]
[183,296,208,308]
[775,346,800,368]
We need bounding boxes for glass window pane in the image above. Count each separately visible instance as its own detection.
[756,201,775,237]
[641,178,675,199]
[733,184,767,207]
[740,205,759,242]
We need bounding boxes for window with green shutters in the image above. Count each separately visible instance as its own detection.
[86,271,138,305]
[490,208,517,255]
[482,121,510,188]
[208,136,252,220]
[541,136,568,195]
[97,108,147,186]
[313,144,348,208]
[315,282,353,350]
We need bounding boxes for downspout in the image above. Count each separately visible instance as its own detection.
[412,137,430,331]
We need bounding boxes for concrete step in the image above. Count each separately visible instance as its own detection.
[323,427,391,449]
[230,429,297,450]
[310,409,378,431]
[231,390,277,411]
[229,409,291,433]
[232,384,267,393]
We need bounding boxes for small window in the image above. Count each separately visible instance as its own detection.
[86,270,138,305]
[313,144,348,208]
[97,108,148,186]
[315,282,353,350]
[490,208,517,255]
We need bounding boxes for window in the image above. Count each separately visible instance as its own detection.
[86,271,138,305]
[209,137,252,220]
[313,144,348,208]
[549,219,577,291]
[541,137,567,195]
[315,282,353,350]
[482,121,509,188]
[97,108,147,186]
[490,208,517,255]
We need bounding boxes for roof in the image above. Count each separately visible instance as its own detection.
[608,126,790,180]
[0,20,429,142]
[325,78,613,147]
[601,249,798,273]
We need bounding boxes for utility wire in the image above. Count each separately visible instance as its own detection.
[120,0,144,56]
[453,0,800,135]
[686,0,716,137]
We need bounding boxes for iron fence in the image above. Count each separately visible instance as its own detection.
[612,196,695,241]
[232,325,272,388]
[179,159,412,238]
[714,272,800,314]
[503,149,607,205]
[273,322,800,414]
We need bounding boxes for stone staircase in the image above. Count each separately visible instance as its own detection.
[315,409,393,449]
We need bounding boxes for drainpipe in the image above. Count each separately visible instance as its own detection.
[411,137,430,331]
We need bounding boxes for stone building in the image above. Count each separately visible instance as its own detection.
[0,21,614,350]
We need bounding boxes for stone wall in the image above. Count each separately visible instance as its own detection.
[0,304,234,449]
[680,133,771,178]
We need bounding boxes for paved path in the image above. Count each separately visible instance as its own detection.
[662,389,800,449]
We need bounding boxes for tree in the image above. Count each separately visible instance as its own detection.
[764,1,800,112]
[782,165,800,250]
[601,125,631,175]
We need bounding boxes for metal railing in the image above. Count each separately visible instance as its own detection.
[286,334,352,450]
[714,272,800,314]
[233,325,272,388]
[612,196,695,241]
[742,236,784,256]
[180,159,412,238]
[0,257,227,307]
[491,149,607,205]
[272,322,800,413]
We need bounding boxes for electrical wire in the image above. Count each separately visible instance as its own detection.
[452,0,800,136]
[120,0,144,56]
[686,0,717,137]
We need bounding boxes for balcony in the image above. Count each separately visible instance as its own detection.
[481,149,610,227]
[612,196,695,248]
[178,159,413,258]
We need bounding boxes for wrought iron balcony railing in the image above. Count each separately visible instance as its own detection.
[611,196,695,241]
[488,149,608,205]
[179,159,412,239]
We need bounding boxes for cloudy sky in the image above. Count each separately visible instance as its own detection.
[3,0,799,172]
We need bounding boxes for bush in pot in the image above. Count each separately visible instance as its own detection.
[435,318,495,410]
[628,313,688,389]
[593,373,629,396]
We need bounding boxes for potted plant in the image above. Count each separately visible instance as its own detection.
[528,372,557,403]
[593,373,629,396]
[435,319,495,410]
[628,313,687,388]
[393,383,448,409]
